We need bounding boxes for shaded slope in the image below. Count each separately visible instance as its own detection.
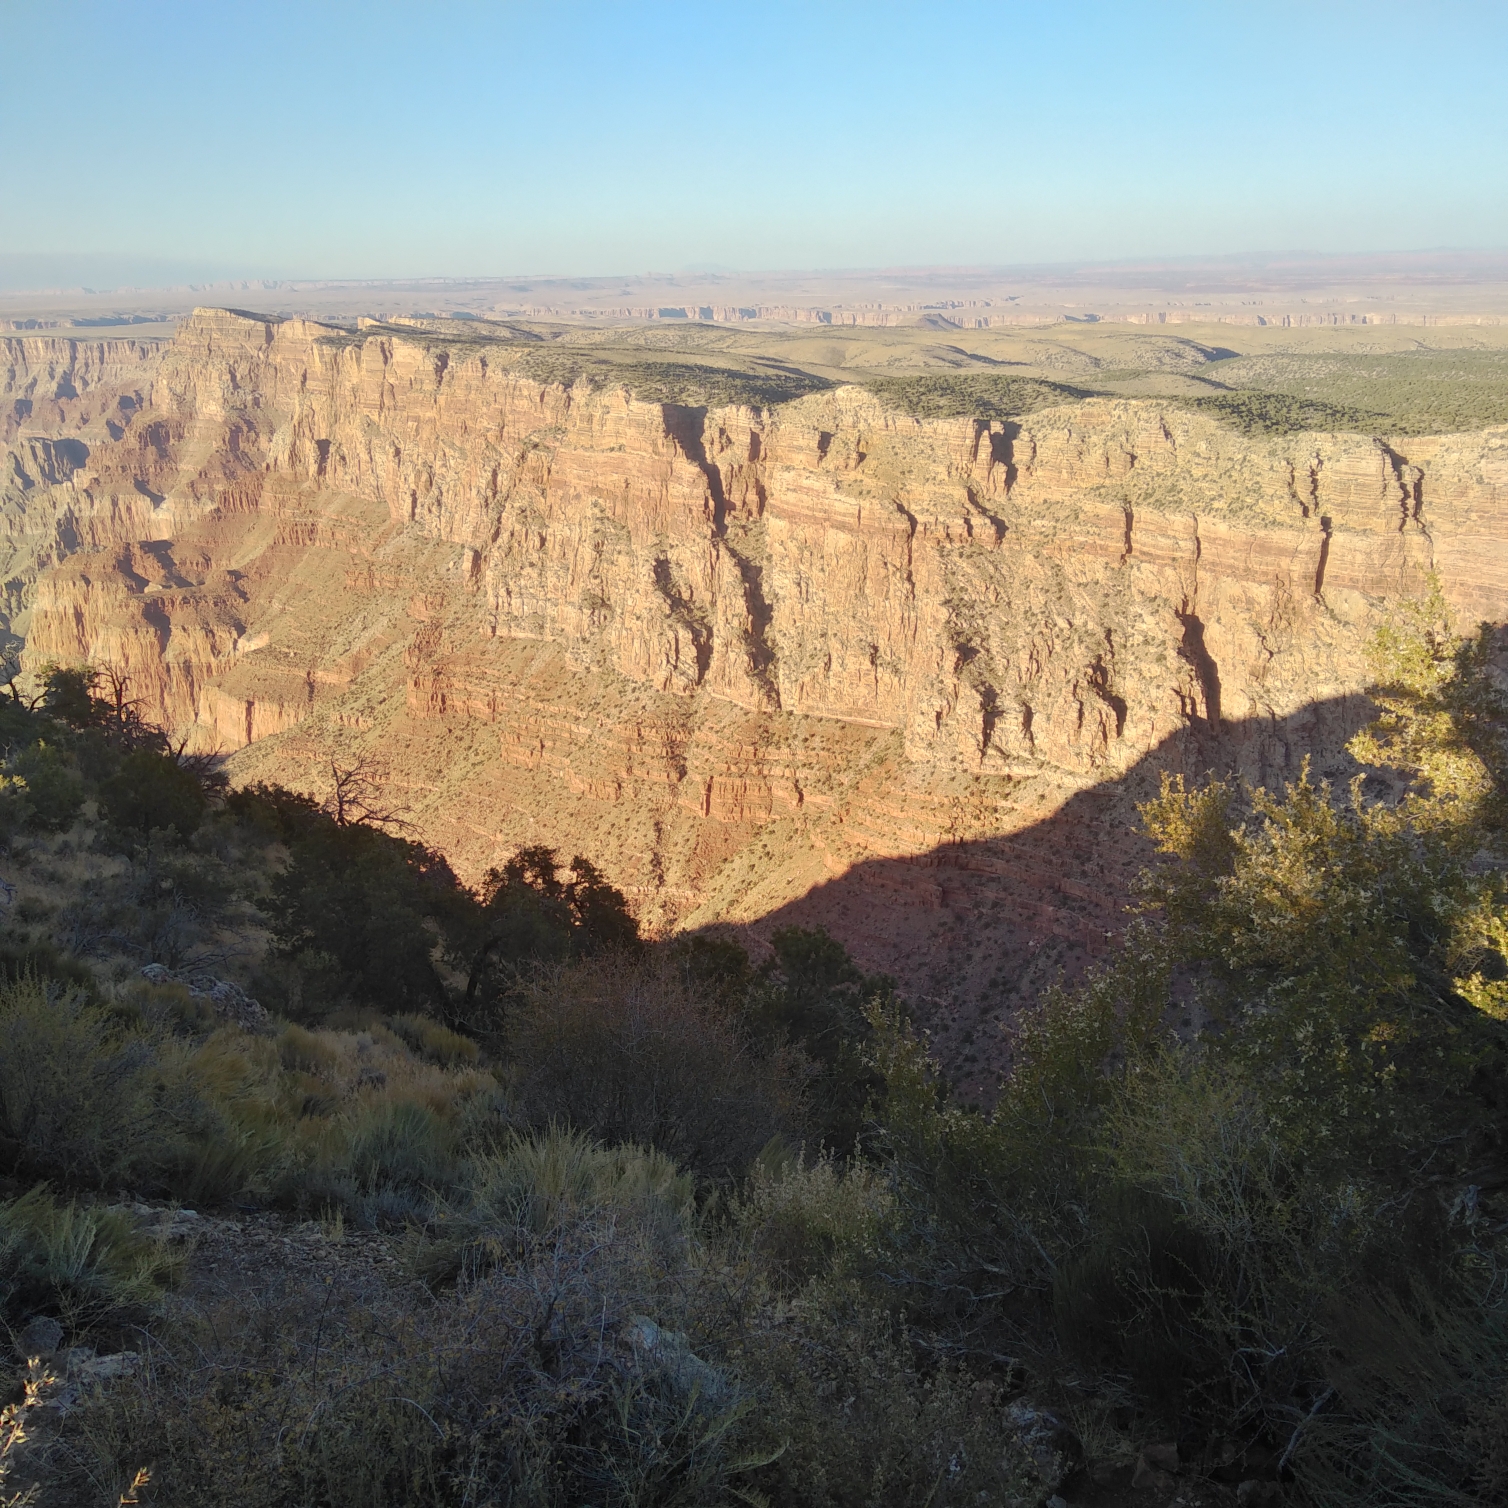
[741,694,1375,1099]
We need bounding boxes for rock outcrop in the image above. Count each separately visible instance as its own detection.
[8,309,1508,1053]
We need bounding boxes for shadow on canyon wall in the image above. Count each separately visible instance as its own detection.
[731,691,1377,1101]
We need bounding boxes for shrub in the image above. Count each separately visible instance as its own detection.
[68,1140,759,1508]
[258,818,453,1016]
[0,978,192,1190]
[6,743,84,832]
[449,847,642,1029]
[507,955,809,1182]
[199,1022,509,1224]
[731,1284,1040,1508]
[98,748,207,837]
[0,943,98,996]
[0,1186,174,1330]
[277,1022,342,1075]
[416,1126,695,1286]
[387,1013,480,1068]
[731,1150,893,1293]
[748,926,892,1150]
[347,1099,458,1198]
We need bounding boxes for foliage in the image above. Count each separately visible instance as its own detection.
[1179,389,1385,436]
[505,955,807,1183]
[415,1125,696,1287]
[731,1284,1040,1508]
[98,747,207,837]
[1186,346,1508,436]
[863,372,1089,421]
[71,1264,760,1507]
[511,344,834,408]
[731,1149,893,1293]
[256,808,456,1016]
[70,1127,767,1508]
[3,744,84,833]
[0,1186,173,1330]
[746,926,893,1150]
[0,977,223,1194]
[451,845,642,1030]
[0,663,222,857]
[846,589,1508,1503]
[20,583,1508,1501]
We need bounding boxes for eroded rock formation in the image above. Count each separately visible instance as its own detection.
[7,309,1508,1065]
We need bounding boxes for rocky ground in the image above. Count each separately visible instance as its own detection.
[2,1205,407,1507]
[2,1201,1280,1508]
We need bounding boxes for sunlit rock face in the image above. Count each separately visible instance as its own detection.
[7,308,1507,1052]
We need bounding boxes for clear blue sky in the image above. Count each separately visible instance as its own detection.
[2,0,1505,282]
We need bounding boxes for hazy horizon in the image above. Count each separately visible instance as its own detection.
[2,244,1508,294]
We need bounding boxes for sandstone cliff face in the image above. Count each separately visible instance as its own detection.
[1,332,179,644]
[10,309,1508,1063]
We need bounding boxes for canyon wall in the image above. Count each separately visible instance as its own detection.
[7,309,1508,1073]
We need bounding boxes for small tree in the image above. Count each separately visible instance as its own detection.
[322,757,410,829]
[99,749,208,838]
[453,848,640,1029]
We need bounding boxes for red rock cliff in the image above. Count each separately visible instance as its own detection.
[10,309,1508,1059]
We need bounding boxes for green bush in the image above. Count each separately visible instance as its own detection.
[840,591,1508,1502]
[0,942,98,996]
[747,926,892,1150]
[257,814,453,1016]
[507,955,808,1182]
[0,979,266,1205]
[863,372,1089,421]
[5,743,84,832]
[731,1150,892,1293]
[99,748,207,837]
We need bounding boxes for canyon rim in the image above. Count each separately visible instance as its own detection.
[5,301,1508,1083]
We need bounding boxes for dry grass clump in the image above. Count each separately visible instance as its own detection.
[0,977,244,1199]
[188,1020,506,1223]
[413,1126,695,1288]
[0,1186,176,1333]
[388,1013,481,1068]
[0,974,506,1222]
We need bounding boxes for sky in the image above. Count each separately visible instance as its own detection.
[1,0,1505,285]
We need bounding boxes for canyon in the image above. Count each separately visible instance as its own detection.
[5,309,1508,1087]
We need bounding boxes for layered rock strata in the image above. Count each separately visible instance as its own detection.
[8,310,1508,1070]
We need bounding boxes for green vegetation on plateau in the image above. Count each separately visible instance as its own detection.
[1175,388,1389,435]
[1194,346,1508,435]
[511,347,835,409]
[861,372,1092,420]
[328,313,1508,437]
